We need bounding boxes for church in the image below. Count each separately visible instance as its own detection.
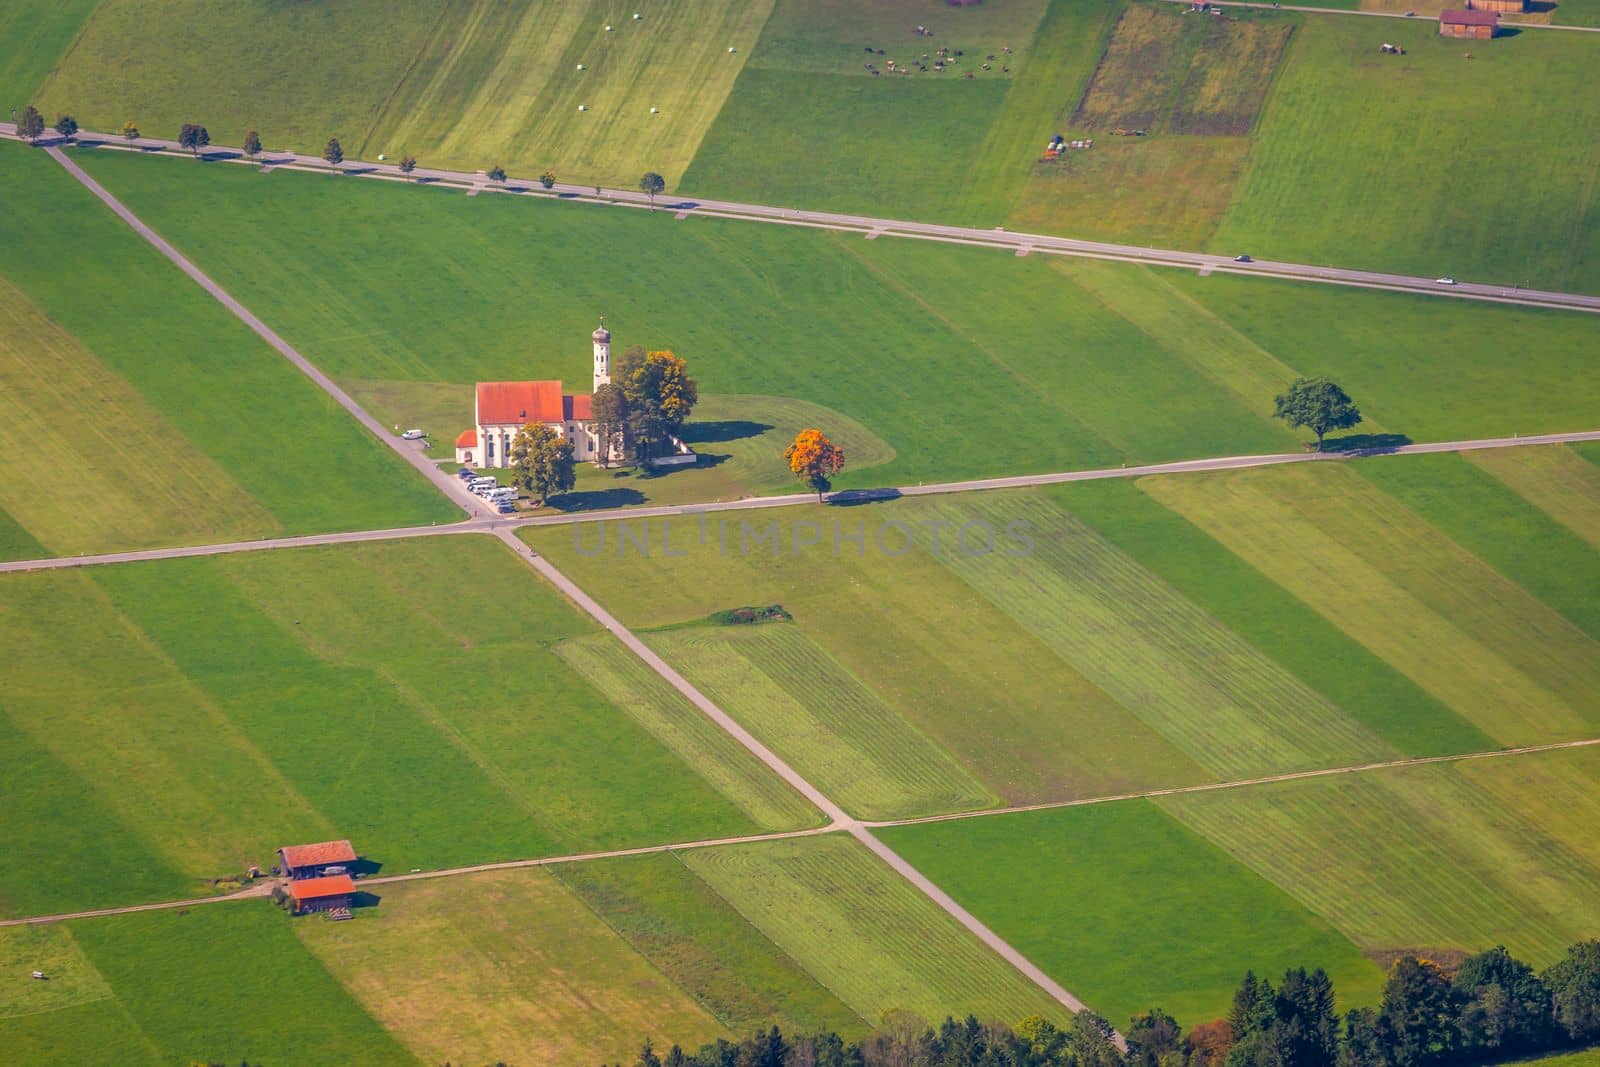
[455,322,615,468]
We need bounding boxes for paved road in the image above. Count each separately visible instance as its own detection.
[5,427,1598,576]
[1159,0,1600,32]
[9,126,1600,315]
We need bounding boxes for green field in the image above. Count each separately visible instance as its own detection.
[0,535,809,918]
[879,801,1387,1029]
[66,146,1600,507]
[683,835,1073,1027]
[0,904,407,1065]
[33,0,769,188]
[0,140,453,559]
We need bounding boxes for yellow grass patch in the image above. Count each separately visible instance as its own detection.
[1467,444,1600,548]
[296,868,724,1065]
[0,926,112,1020]
[0,278,274,554]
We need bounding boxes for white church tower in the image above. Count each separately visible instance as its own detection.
[592,319,611,391]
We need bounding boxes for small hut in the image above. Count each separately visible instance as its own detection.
[1439,9,1500,36]
[1466,0,1524,12]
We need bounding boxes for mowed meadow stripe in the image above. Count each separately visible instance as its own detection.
[1145,463,1600,743]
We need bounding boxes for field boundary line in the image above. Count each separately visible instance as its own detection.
[4,428,1598,576]
[9,126,1600,313]
[864,737,1600,830]
[1154,0,1600,33]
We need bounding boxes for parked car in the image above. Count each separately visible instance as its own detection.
[401,428,425,440]
[1233,254,1253,263]
[1435,276,1457,285]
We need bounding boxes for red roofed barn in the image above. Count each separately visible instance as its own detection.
[455,322,617,467]
[1439,9,1500,36]
[288,874,356,915]
[279,839,358,880]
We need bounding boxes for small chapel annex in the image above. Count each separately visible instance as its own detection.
[455,322,615,468]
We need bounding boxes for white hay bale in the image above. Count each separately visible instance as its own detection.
[727,46,736,52]
[577,63,586,70]
[578,104,589,111]
[649,107,659,114]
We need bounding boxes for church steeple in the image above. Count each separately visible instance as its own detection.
[592,318,611,392]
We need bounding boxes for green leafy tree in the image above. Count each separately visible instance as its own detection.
[487,164,507,183]
[1337,1008,1389,1067]
[1455,946,1551,1054]
[539,170,556,189]
[242,129,262,157]
[1544,940,1600,1042]
[121,121,140,144]
[1233,973,1278,1041]
[1381,957,1460,1067]
[639,170,665,208]
[590,382,628,468]
[616,346,698,463]
[17,105,45,142]
[1128,1009,1184,1067]
[178,123,209,156]
[1273,376,1363,451]
[52,113,78,140]
[323,137,343,168]
[399,155,417,176]
[1068,1010,1127,1067]
[1276,967,1340,1067]
[510,423,575,505]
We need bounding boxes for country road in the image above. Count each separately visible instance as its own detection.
[7,124,1600,315]
[1157,0,1600,32]
[4,427,1598,575]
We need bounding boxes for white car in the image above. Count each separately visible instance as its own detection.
[1434,277,1457,286]
[401,428,426,440]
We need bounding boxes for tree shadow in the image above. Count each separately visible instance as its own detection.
[557,191,583,199]
[546,488,648,511]
[341,165,378,175]
[679,420,773,445]
[1321,432,1412,455]
[198,149,241,162]
[827,488,903,507]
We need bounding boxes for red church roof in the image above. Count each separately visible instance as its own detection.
[279,840,357,870]
[289,874,356,901]
[564,393,593,421]
[455,428,478,448]
[477,381,565,425]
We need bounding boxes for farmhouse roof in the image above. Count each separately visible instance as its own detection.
[455,428,478,448]
[288,874,356,901]
[279,840,357,869]
[564,393,593,421]
[1440,9,1499,23]
[477,381,566,425]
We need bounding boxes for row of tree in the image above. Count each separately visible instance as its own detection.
[601,941,1600,1067]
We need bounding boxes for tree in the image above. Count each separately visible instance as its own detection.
[399,155,417,176]
[242,129,262,157]
[635,1038,663,1067]
[1337,1009,1389,1067]
[616,347,698,463]
[1189,1020,1236,1067]
[510,423,575,505]
[487,165,507,183]
[1068,1010,1127,1067]
[1456,946,1551,1055]
[1380,957,1460,1067]
[17,105,45,143]
[1275,967,1340,1067]
[539,170,556,189]
[178,123,210,156]
[1233,973,1278,1042]
[53,113,78,141]
[1273,376,1363,451]
[1544,940,1600,1042]
[323,137,343,168]
[640,170,665,208]
[121,121,140,144]
[590,383,628,468]
[785,429,845,501]
[1128,1009,1184,1067]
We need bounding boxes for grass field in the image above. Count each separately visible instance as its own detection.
[1160,745,1600,966]
[0,140,453,559]
[0,904,408,1065]
[0,535,799,918]
[880,801,1387,1029]
[70,146,1600,504]
[0,0,98,108]
[683,835,1073,1028]
[33,0,768,188]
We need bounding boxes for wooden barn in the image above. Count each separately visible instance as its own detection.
[1466,0,1525,12]
[278,839,358,880]
[1439,9,1501,36]
[288,874,355,916]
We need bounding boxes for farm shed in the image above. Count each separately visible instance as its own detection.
[279,839,358,880]
[1439,9,1500,36]
[288,874,356,915]
[1466,0,1524,12]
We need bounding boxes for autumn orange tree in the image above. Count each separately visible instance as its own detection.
[785,429,845,501]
